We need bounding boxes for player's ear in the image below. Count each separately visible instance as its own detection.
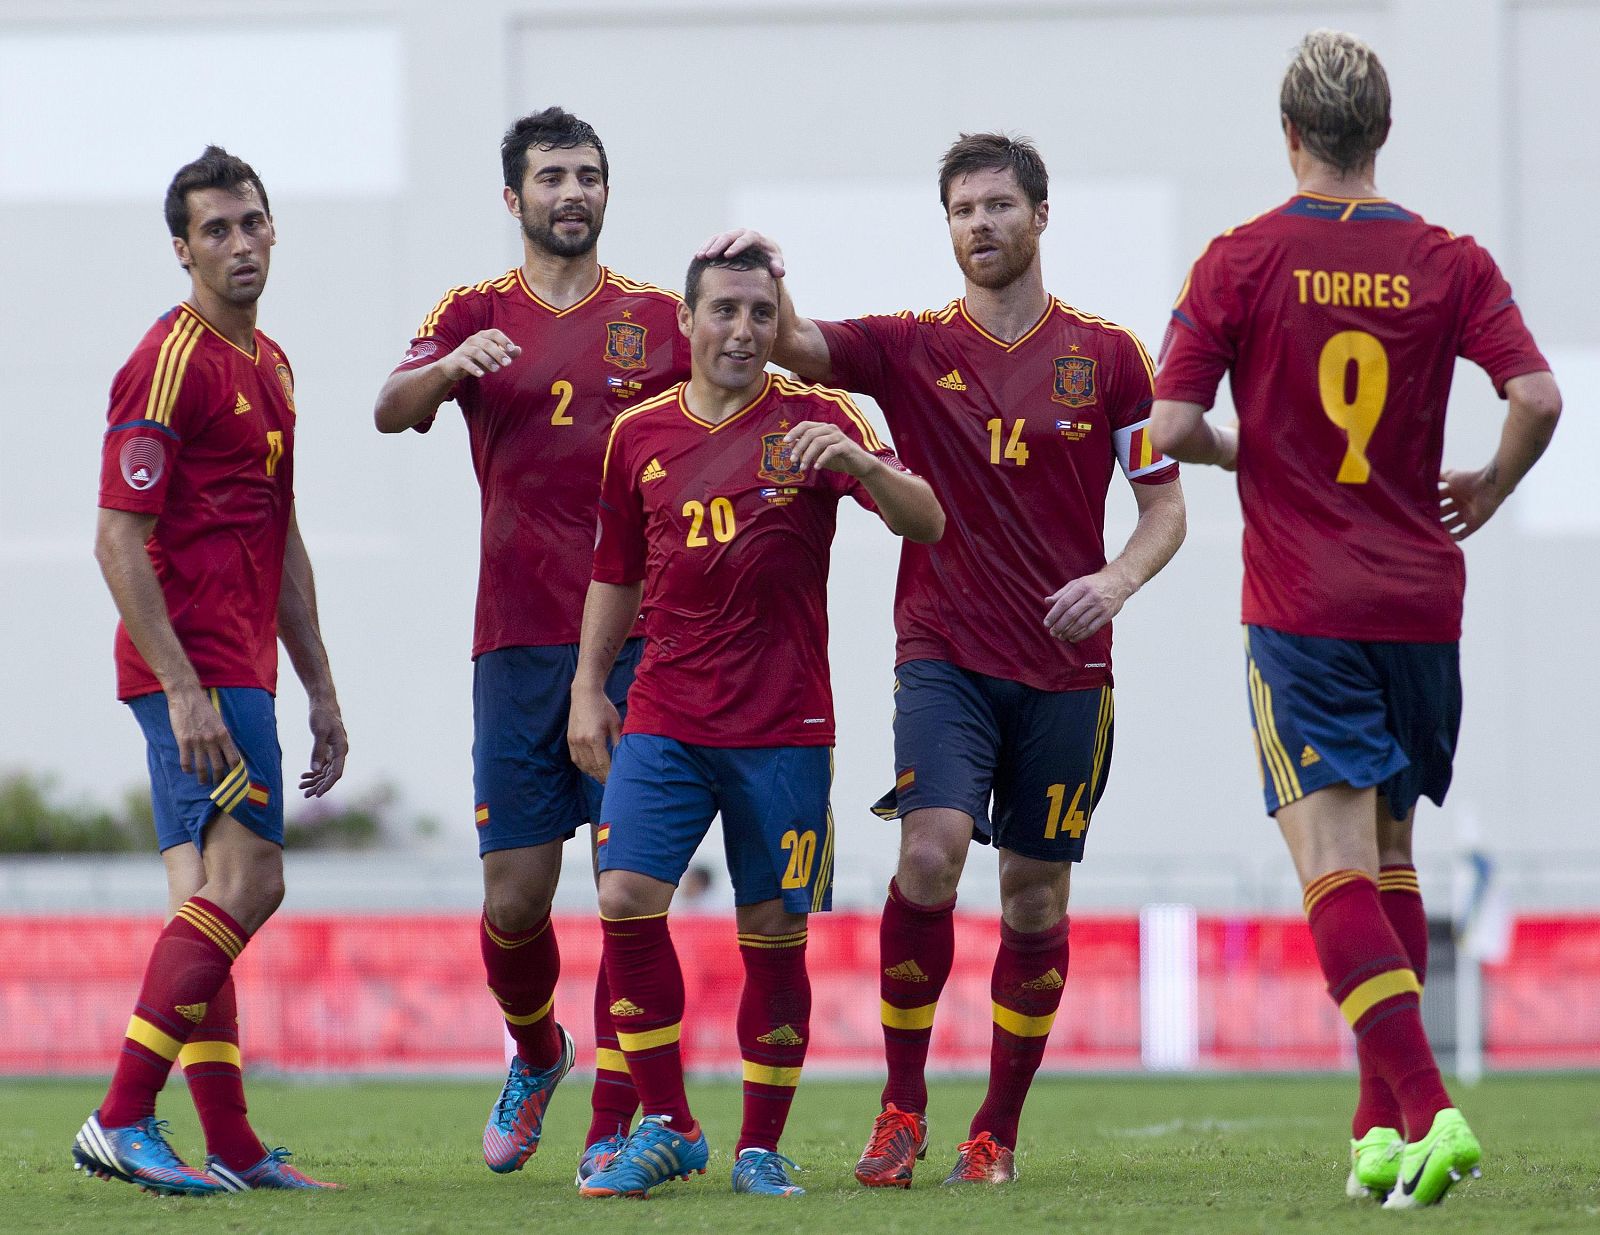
[676,299,693,338]
[172,235,192,271]
[503,185,523,221]
[1035,198,1049,235]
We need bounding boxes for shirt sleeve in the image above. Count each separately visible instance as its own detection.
[1154,239,1240,410]
[1456,240,1550,397]
[813,314,913,398]
[97,342,203,516]
[389,288,483,433]
[1108,330,1179,485]
[819,390,910,511]
[592,424,647,585]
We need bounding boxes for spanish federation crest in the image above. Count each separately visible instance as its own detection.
[605,321,648,370]
[1052,355,1097,408]
[275,363,295,414]
[757,432,804,484]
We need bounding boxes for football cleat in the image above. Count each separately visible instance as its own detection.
[579,1114,709,1198]
[941,1132,1017,1185]
[1345,1126,1403,1199]
[854,1102,928,1188]
[731,1147,805,1196]
[1383,1108,1481,1209]
[206,1146,341,1191]
[575,1129,628,1187]
[72,1111,224,1197]
[483,1025,576,1173]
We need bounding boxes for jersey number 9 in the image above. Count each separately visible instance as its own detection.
[1317,331,1388,484]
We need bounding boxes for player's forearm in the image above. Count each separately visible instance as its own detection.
[1483,371,1561,500]
[94,511,204,696]
[860,463,945,545]
[1150,400,1234,468]
[1109,480,1187,595]
[572,580,642,691]
[277,520,338,706]
[771,282,834,382]
[373,365,455,433]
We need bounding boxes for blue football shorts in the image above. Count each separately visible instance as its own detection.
[472,638,643,856]
[127,686,283,852]
[596,734,834,914]
[870,658,1115,863]
[1243,625,1461,819]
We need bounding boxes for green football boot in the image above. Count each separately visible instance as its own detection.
[1345,1126,1402,1199]
[1383,1108,1482,1209]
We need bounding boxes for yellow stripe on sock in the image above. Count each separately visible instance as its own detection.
[595,1047,628,1073]
[175,902,244,959]
[880,1000,937,1031]
[616,1023,681,1052]
[992,1001,1058,1038]
[1339,968,1421,1027]
[736,931,809,949]
[178,1040,242,1069]
[742,1060,802,1088]
[1303,869,1373,918]
[502,994,554,1027]
[126,1014,184,1061]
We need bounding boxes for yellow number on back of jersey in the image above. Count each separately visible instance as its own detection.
[1317,331,1388,484]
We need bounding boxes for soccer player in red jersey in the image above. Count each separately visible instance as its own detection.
[1151,31,1561,1209]
[701,133,1186,1187]
[373,108,689,1178]
[568,246,943,1199]
[75,147,348,1196]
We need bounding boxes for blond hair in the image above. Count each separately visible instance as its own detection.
[1280,29,1391,173]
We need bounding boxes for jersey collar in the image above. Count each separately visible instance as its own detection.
[178,302,259,361]
[677,372,773,433]
[515,265,606,316]
[957,298,1053,353]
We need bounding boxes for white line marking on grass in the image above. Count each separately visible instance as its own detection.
[1106,1117,1320,1138]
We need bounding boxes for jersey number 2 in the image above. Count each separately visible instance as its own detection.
[550,380,574,426]
[1317,331,1388,484]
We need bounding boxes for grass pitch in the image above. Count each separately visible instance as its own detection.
[6,1074,1599,1234]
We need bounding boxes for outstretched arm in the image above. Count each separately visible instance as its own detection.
[568,580,644,783]
[1440,370,1561,540]
[373,330,523,432]
[697,230,833,381]
[278,507,348,797]
[1043,478,1187,643]
[95,508,240,785]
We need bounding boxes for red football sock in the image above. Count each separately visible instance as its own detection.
[101,897,249,1128]
[1353,864,1430,1137]
[969,917,1070,1150]
[179,976,267,1170]
[736,928,811,1152]
[586,954,640,1146]
[1305,871,1451,1141]
[878,879,955,1115]
[601,912,693,1129]
[480,910,562,1070]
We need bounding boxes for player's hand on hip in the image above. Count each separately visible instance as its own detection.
[440,330,521,380]
[785,420,870,476]
[299,701,349,798]
[568,687,622,784]
[696,229,786,278]
[1043,568,1134,643]
[1438,468,1506,541]
[168,685,241,787]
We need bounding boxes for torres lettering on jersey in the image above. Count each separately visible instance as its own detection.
[1293,269,1412,309]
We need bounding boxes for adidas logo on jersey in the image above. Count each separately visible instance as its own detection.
[757,1025,804,1046]
[175,1002,209,1024]
[1300,745,1321,767]
[935,369,968,392]
[641,457,667,484]
[609,998,645,1017]
[884,960,929,983]
[1021,967,1065,992]
[233,392,252,415]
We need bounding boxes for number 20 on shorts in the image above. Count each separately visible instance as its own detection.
[780,828,817,889]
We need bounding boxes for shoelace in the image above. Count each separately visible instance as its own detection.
[493,1066,535,1123]
[865,1108,920,1159]
[133,1119,189,1169]
[954,1135,1000,1173]
[740,1150,799,1187]
[261,1147,294,1167]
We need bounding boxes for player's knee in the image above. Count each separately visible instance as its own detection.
[483,884,553,932]
[897,838,963,903]
[204,856,284,935]
[999,867,1070,933]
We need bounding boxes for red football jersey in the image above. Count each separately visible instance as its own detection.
[98,304,296,700]
[1156,194,1550,641]
[594,374,904,747]
[816,300,1176,693]
[393,267,690,654]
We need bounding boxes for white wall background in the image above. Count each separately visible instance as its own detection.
[1,0,1595,912]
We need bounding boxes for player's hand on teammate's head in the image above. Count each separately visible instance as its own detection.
[299,701,349,798]
[442,329,522,380]
[696,230,786,279]
[784,420,871,477]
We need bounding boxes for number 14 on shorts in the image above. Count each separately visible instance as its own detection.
[1044,782,1088,841]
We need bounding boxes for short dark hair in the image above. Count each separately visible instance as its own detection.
[163,145,270,239]
[683,245,776,310]
[938,132,1049,210]
[502,107,609,191]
